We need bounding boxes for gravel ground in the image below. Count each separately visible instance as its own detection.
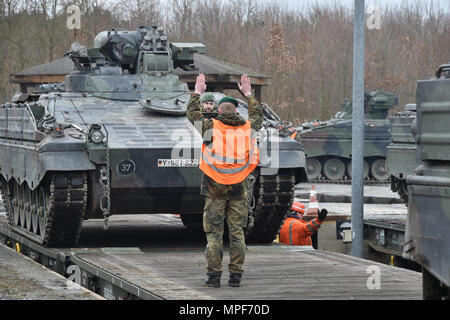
[0,244,103,300]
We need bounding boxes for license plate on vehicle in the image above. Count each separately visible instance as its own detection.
[157,159,199,167]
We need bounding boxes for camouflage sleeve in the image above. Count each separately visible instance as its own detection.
[186,93,203,124]
[246,95,264,131]
[186,93,212,135]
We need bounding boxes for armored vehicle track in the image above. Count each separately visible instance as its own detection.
[245,169,295,243]
[1,173,87,246]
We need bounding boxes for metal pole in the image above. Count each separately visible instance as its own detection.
[351,0,365,258]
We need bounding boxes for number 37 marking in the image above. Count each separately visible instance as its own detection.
[117,159,136,176]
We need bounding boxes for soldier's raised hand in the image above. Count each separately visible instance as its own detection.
[195,73,207,95]
[238,74,252,97]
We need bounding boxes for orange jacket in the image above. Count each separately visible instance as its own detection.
[279,217,323,246]
[199,118,259,185]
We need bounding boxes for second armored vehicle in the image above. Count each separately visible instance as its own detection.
[403,63,450,299]
[0,26,307,246]
[298,91,398,182]
[386,103,417,203]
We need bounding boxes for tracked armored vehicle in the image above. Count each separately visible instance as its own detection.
[298,91,398,182]
[404,63,450,299]
[0,26,307,246]
[386,103,417,203]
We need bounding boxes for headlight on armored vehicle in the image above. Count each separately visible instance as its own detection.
[88,124,106,144]
[90,130,105,144]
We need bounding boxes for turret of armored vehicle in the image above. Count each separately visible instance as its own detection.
[403,63,450,299]
[386,103,417,203]
[298,91,398,182]
[0,26,307,246]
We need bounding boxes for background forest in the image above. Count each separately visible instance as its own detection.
[1,0,450,123]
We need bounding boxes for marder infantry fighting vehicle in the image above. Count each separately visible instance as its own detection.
[386,103,417,203]
[403,63,450,299]
[298,91,398,182]
[0,26,307,246]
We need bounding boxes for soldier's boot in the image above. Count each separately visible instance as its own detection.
[205,272,221,288]
[228,273,242,287]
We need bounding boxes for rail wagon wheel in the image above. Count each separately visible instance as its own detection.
[38,185,49,237]
[323,158,346,180]
[370,158,390,181]
[346,160,369,179]
[12,182,21,226]
[24,185,32,231]
[31,188,39,234]
[306,158,322,180]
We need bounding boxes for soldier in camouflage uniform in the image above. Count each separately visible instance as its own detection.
[200,93,218,119]
[186,73,263,287]
[201,93,216,112]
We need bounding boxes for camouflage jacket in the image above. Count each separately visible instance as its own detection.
[186,93,264,200]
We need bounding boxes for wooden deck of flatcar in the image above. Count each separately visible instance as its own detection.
[69,244,422,300]
[0,209,422,300]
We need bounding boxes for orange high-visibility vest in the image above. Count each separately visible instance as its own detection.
[279,217,322,246]
[199,118,259,185]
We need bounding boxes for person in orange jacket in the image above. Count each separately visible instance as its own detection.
[279,201,328,246]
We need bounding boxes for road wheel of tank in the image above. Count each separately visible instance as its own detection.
[306,158,322,180]
[346,160,369,179]
[24,186,32,231]
[37,185,49,237]
[323,158,346,180]
[370,158,390,181]
[19,183,26,228]
[7,173,88,246]
[30,189,39,234]
[245,169,295,244]
[12,182,21,226]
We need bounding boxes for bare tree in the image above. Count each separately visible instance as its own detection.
[165,0,198,41]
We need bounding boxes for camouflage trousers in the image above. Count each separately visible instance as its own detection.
[203,196,248,275]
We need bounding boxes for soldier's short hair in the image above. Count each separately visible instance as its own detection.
[219,102,236,113]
